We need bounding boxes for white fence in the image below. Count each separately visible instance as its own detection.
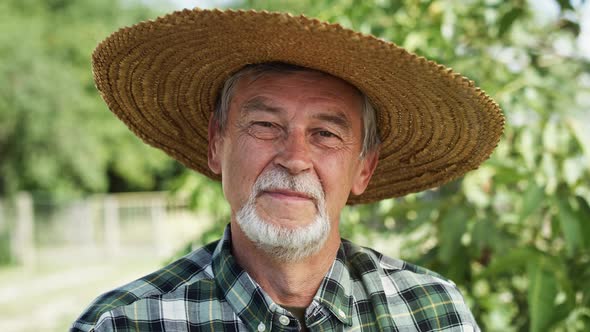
[0,192,212,266]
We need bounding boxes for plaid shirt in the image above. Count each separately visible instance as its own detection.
[71,226,479,331]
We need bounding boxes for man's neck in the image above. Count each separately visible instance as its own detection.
[230,221,340,307]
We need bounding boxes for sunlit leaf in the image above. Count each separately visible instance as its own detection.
[567,114,590,169]
[541,153,559,194]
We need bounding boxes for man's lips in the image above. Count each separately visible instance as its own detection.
[260,189,315,202]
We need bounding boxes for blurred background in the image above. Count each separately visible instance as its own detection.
[0,0,589,331]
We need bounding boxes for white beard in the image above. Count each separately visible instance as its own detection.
[235,167,330,262]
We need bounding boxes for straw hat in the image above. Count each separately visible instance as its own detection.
[92,8,504,204]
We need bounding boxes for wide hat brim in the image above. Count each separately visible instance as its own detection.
[92,8,504,204]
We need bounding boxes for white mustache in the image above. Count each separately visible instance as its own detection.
[253,168,324,202]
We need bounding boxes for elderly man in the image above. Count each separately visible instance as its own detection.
[72,8,503,332]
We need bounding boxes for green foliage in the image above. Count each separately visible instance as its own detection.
[169,171,230,246]
[170,0,590,331]
[528,260,559,332]
[0,0,176,199]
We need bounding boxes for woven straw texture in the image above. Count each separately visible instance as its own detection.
[92,8,504,204]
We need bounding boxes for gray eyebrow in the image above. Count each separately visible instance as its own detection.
[241,96,353,132]
[241,97,283,115]
[312,112,352,132]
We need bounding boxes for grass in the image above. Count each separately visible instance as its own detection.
[0,206,213,331]
[0,248,164,332]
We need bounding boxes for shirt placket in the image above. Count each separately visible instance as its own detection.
[304,301,341,331]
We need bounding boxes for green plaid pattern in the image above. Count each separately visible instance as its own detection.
[71,226,479,331]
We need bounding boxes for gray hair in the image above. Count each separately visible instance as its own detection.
[213,62,380,158]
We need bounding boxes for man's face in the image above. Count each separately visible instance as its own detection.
[208,70,378,240]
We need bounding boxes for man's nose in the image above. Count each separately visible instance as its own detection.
[274,130,313,174]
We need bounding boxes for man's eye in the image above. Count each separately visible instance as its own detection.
[254,121,274,128]
[318,130,338,138]
[248,121,280,140]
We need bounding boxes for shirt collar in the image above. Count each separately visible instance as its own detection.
[212,225,354,328]
[212,226,274,332]
[312,242,354,326]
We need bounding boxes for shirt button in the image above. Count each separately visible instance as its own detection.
[257,322,266,331]
[279,315,290,326]
[338,309,346,318]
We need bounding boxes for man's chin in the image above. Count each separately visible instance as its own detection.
[236,203,331,261]
[254,198,318,226]
[256,216,318,231]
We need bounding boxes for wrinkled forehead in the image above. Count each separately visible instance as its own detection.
[233,71,365,120]
[232,62,364,99]
[254,70,357,90]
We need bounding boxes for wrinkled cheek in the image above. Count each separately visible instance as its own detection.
[323,178,355,216]
[221,164,251,214]
[222,153,266,213]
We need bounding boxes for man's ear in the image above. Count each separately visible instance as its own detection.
[207,114,222,175]
[350,148,379,196]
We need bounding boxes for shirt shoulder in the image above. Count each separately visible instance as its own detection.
[342,240,480,331]
[70,241,219,332]
[342,239,446,280]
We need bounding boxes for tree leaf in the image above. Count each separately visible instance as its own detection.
[575,196,590,249]
[480,247,540,277]
[498,7,524,38]
[520,182,544,221]
[556,197,583,257]
[556,0,574,11]
[487,160,527,184]
[437,208,468,264]
[566,113,590,167]
[471,219,496,252]
[528,260,559,332]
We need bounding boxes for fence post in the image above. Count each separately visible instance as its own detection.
[151,197,167,257]
[13,192,35,266]
[104,196,121,256]
[72,199,96,252]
